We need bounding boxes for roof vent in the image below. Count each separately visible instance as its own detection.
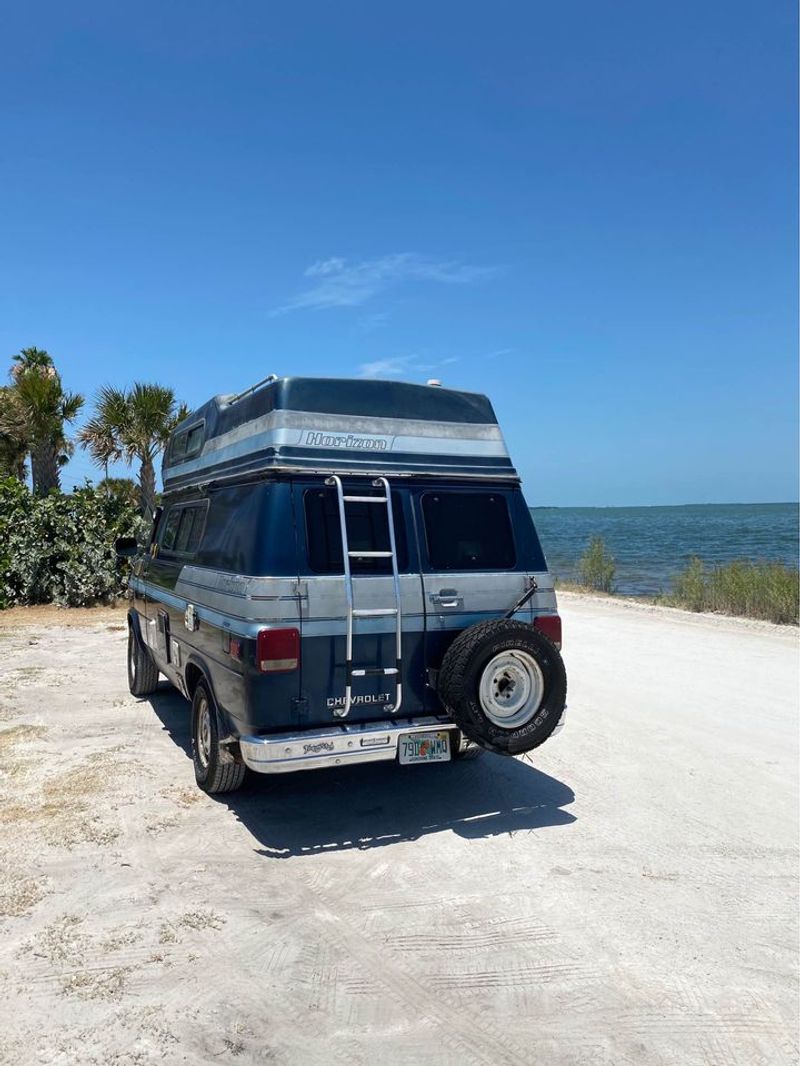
[427,379,442,387]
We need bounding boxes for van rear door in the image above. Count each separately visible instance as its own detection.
[416,487,542,692]
[293,480,427,727]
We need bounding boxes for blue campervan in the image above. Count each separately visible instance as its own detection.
[119,376,567,793]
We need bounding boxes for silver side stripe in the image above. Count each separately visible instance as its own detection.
[130,576,519,637]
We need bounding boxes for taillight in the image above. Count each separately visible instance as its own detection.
[256,627,300,672]
[534,614,562,649]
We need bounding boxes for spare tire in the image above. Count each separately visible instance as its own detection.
[437,620,566,756]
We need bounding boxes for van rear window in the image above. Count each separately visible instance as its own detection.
[304,488,409,574]
[421,492,515,570]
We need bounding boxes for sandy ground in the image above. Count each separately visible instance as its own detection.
[0,593,797,1065]
[0,604,127,629]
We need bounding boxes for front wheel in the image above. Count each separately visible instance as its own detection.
[438,620,567,756]
[191,681,245,794]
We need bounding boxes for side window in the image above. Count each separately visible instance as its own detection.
[304,487,409,574]
[159,503,208,558]
[174,510,197,554]
[421,492,516,570]
[183,506,206,555]
[170,422,204,463]
[185,424,204,456]
[160,508,182,553]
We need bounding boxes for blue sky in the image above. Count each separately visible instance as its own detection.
[1,1,796,505]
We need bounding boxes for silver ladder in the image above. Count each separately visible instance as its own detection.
[325,475,403,720]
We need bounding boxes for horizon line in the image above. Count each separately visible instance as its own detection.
[531,500,799,509]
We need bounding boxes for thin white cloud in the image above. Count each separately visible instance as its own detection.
[357,356,415,380]
[355,310,391,333]
[357,354,460,381]
[304,257,347,277]
[271,253,498,315]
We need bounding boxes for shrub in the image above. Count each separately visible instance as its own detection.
[671,556,706,612]
[667,558,799,625]
[0,477,147,608]
[577,536,616,592]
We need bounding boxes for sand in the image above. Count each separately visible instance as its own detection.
[0,592,797,1064]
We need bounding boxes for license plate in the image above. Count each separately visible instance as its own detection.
[398,731,451,765]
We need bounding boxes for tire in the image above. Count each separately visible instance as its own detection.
[451,733,485,760]
[127,623,159,697]
[191,680,246,794]
[438,620,567,756]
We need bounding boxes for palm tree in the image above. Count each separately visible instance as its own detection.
[97,476,139,508]
[79,383,188,515]
[0,385,28,481]
[0,348,83,494]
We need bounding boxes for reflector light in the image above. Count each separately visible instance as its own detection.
[533,614,562,648]
[256,627,300,673]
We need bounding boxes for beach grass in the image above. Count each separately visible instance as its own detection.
[664,558,799,625]
[576,536,616,593]
[556,556,799,625]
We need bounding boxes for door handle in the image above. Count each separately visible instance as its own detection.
[430,589,462,609]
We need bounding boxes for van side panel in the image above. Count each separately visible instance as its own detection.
[132,482,301,732]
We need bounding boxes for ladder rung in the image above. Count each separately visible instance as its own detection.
[343,495,388,503]
[352,667,400,677]
[348,550,393,557]
[352,607,398,617]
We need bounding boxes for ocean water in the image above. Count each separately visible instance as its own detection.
[531,503,800,596]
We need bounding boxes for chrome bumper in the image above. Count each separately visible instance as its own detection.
[239,716,460,774]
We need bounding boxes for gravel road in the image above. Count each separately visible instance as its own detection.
[0,594,797,1065]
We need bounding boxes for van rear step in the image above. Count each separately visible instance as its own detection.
[239,717,461,774]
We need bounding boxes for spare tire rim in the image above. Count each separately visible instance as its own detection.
[479,650,545,729]
[196,695,212,768]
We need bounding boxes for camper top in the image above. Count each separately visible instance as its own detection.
[162,375,518,493]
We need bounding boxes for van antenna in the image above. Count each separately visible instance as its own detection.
[229,375,278,405]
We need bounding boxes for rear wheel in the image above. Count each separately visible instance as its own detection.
[127,624,159,697]
[451,733,485,760]
[191,681,245,794]
[438,620,566,756]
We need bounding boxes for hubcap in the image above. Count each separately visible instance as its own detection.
[196,696,212,768]
[479,650,545,729]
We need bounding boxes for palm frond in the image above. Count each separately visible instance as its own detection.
[77,414,122,466]
[79,381,186,471]
[61,391,84,423]
[11,347,54,376]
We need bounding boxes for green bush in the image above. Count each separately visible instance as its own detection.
[577,535,616,592]
[671,556,707,612]
[667,557,799,625]
[0,477,146,608]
